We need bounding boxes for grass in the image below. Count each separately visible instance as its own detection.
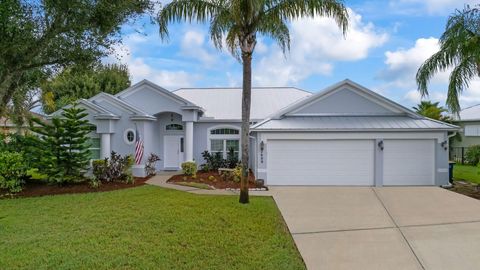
[0,185,304,269]
[453,164,480,184]
[176,181,214,190]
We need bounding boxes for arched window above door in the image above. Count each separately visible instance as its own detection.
[166,124,183,131]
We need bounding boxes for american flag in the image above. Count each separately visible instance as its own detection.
[134,126,144,165]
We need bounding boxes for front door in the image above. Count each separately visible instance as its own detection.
[164,135,184,169]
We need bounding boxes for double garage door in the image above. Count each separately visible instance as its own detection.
[267,139,435,186]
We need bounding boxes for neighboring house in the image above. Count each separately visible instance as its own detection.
[52,79,458,186]
[0,112,46,135]
[451,104,480,148]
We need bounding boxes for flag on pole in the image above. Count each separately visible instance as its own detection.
[135,125,144,165]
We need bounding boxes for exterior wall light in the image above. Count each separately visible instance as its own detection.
[378,140,384,151]
[260,141,265,163]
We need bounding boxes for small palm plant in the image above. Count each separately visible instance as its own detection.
[416,5,480,114]
[157,0,349,203]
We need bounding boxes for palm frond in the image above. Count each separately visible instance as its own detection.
[157,0,228,40]
[447,58,477,113]
[416,48,456,97]
[263,0,348,35]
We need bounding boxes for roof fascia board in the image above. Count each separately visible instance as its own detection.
[116,79,199,107]
[90,93,153,116]
[272,79,421,119]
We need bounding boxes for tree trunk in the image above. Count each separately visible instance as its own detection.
[239,51,252,204]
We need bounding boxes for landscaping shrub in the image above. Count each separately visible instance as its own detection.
[92,159,109,182]
[200,151,226,171]
[0,152,27,193]
[29,105,91,184]
[226,148,239,168]
[92,152,133,183]
[465,145,480,165]
[182,161,197,176]
[145,153,161,176]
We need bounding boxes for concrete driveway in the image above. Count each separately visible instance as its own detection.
[271,186,480,270]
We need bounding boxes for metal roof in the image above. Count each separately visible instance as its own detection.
[454,104,480,121]
[173,87,311,120]
[252,116,458,131]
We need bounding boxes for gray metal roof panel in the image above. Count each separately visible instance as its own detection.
[252,116,459,131]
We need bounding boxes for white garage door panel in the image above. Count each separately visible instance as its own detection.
[267,140,374,185]
[383,140,435,185]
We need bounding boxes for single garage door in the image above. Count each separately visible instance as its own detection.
[383,139,435,185]
[267,140,374,185]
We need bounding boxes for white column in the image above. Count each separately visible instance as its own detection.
[100,133,111,159]
[185,121,194,161]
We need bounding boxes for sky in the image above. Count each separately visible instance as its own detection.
[108,0,480,110]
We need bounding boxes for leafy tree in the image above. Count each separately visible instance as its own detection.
[158,0,349,203]
[412,101,451,122]
[416,5,480,114]
[0,0,151,112]
[41,64,131,114]
[30,105,92,184]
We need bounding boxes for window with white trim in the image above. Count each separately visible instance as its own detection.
[465,125,480,136]
[166,124,183,131]
[209,127,240,158]
[89,138,101,160]
[124,129,136,144]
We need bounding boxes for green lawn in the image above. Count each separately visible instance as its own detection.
[0,186,304,270]
[453,164,480,184]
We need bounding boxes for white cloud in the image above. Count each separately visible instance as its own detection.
[380,37,449,88]
[106,35,198,90]
[389,0,478,15]
[253,9,388,86]
[379,37,480,109]
[181,30,217,66]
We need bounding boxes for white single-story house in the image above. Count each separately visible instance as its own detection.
[53,79,458,186]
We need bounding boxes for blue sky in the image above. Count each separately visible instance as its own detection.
[110,0,480,110]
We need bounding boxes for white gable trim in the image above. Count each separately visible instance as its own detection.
[49,99,119,119]
[90,92,154,117]
[272,79,421,119]
[115,79,199,107]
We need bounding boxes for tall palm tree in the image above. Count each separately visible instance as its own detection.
[416,5,480,114]
[412,100,451,122]
[158,0,348,203]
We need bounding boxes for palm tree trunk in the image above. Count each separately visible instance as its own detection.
[239,51,252,204]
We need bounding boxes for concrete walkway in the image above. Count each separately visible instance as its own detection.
[271,186,480,270]
[146,172,272,196]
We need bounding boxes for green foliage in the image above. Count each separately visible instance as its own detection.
[41,64,131,114]
[181,161,197,176]
[465,145,480,165]
[0,0,151,110]
[145,153,161,176]
[29,104,92,184]
[201,150,226,171]
[416,5,480,113]
[92,152,134,183]
[0,151,27,193]
[226,148,239,168]
[413,101,452,122]
[92,159,109,182]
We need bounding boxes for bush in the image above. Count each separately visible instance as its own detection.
[0,152,27,193]
[200,151,226,171]
[226,148,239,168]
[145,153,161,176]
[92,152,133,183]
[92,159,109,182]
[465,145,480,165]
[182,161,197,176]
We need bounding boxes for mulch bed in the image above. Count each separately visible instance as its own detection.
[0,177,150,199]
[167,170,262,189]
[447,180,480,200]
